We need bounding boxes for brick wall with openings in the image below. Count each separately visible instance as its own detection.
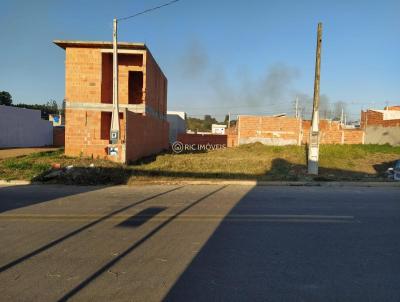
[65,109,126,162]
[58,41,169,163]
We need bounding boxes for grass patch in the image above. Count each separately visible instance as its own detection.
[0,144,399,184]
[0,148,122,182]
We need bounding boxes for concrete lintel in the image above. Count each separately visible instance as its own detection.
[66,101,146,113]
[101,49,146,55]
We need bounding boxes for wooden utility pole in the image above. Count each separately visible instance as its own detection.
[110,18,120,146]
[308,22,322,175]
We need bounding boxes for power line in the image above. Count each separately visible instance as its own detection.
[178,103,298,110]
[118,0,181,21]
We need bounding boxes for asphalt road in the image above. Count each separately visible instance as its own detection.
[0,184,399,302]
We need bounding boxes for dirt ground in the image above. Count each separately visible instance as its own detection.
[0,147,59,159]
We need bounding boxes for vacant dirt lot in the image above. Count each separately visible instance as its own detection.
[0,147,59,159]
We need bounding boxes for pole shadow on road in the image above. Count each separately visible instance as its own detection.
[163,186,400,302]
[0,185,101,213]
[0,186,182,273]
[116,207,167,228]
[57,185,227,302]
[1,159,399,301]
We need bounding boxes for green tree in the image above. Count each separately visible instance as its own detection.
[0,91,13,106]
[224,114,229,126]
[14,99,60,119]
[186,115,219,132]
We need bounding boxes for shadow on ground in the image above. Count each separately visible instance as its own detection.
[33,157,394,185]
[0,186,182,274]
[0,185,101,213]
[163,186,400,301]
[1,182,400,301]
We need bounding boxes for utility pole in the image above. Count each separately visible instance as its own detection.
[340,107,344,125]
[308,22,322,175]
[228,112,231,128]
[107,1,181,151]
[295,96,299,119]
[110,18,120,147]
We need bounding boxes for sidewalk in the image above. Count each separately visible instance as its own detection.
[1,179,400,187]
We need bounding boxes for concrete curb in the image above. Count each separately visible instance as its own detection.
[1,179,400,188]
[0,180,33,186]
[129,180,400,187]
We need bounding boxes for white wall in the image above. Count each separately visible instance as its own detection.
[167,111,186,143]
[365,126,400,146]
[0,105,53,148]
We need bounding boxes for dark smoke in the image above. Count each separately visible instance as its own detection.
[178,40,334,119]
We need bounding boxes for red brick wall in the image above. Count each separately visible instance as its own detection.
[343,130,364,144]
[66,48,102,103]
[66,48,145,105]
[53,126,65,147]
[227,134,238,147]
[226,126,238,147]
[385,106,400,111]
[302,120,364,144]
[125,111,169,163]
[238,116,301,145]
[65,109,126,162]
[63,46,168,163]
[118,54,144,105]
[145,51,167,118]
[235,116,364,146]
[177,133,227,146]
[361,110,400,128]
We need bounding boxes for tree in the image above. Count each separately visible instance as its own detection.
[186,115,219,132]
[224,114,229,126]
[0,91,13,106]
[14,99,60,119]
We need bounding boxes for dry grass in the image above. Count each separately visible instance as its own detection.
[129,143,400,181]
[0,149,122,182]
[1,144,399,184]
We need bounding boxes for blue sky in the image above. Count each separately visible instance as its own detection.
[1,0,399,121]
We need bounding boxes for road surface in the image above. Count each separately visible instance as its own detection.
[0,184,399,301]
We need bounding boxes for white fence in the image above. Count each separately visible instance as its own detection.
[0,105,53,148]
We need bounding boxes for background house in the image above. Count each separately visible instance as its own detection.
[211,124,227,135]
[167,111,186,144]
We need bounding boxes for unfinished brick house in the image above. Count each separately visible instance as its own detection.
[361,106,400,128]
[54,40,169,163]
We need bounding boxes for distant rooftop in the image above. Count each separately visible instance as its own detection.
[371,109,400,120]
[53,40,147,50]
